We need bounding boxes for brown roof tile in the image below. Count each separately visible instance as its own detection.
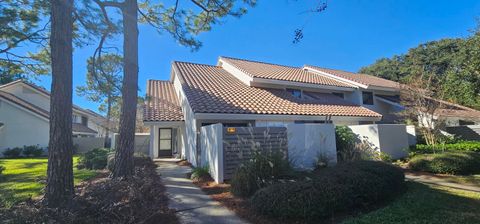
[305,65,400,89]
[167,61,381,118]
[220,57,354,88]
[144,80,184,122]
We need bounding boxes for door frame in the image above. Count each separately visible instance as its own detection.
[158,128,173,157]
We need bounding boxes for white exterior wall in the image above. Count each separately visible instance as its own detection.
[286,123,337,170]
[406,125,417,146]
[200,124,224,183]
[348,124,409,159]
[173,73,199,165]
[0,99,50,152]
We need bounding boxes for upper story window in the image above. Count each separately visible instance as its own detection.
[332,92,344,99]
[81,116,88,125]
[286,88,302,99]
[362,91,374,105]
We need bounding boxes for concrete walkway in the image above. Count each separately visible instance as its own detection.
[155,159,248,224]
[405,172,480,193]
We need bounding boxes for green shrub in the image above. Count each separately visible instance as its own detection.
[78,148,111,170]
[2,147,23,158]
[22,145,44,157]
[408,151,480,175]
[251,161,405,220]
[191,166,211,182]
[335,126,358,161]
[411,141,480,154]
[231,151,291,197]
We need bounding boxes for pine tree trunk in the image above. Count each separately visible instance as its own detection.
[111,0,138,178]
[45,0,74,207]
[104,95,112,147]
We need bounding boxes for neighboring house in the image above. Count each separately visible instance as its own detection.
[143,57,405,160]
[0,80,111,151]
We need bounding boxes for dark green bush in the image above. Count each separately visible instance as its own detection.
[231,151,291,197]
[2,147,23,158]
[251,161,405,220]
[22,145,44,157]
[411,141,480,154]
[408,151,480,175]
[78,148,111,170]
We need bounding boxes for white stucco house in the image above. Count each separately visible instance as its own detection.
[143,56,409,163]
[0,80,111,152]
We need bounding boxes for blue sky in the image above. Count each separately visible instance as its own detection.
[36,0,480,114]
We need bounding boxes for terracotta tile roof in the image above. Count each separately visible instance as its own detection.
[0,90,49,119]
[435,109,480,119]
[72,123,98,134]
[304,65,400,89]
[167,61,381,118]
[144,80,184,122]
[220,57,354,88]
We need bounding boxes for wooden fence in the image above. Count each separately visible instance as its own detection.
[223,127,288,180]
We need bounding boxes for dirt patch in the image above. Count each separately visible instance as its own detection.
[0,157,178,224]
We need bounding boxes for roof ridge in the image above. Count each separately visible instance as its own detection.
[220,56,300,69]
[173,60,219,67]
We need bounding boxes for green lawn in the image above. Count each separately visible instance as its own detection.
[343,182,480,224]
[0,156,98,208]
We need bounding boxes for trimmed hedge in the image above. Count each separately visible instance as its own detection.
[411,141,480,154]
[251,161,405,220]
[408,151,480,175]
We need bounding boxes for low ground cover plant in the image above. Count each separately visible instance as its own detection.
[2,145,46,158]
[408,151,480,175]
[77,148,111,170]
[411,141,480,154]
[22,145,44,157]
[251,161,405,221]
[231,151,291,197]
[190,166,212,182]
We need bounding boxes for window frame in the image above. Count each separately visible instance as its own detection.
[362,91,374,105]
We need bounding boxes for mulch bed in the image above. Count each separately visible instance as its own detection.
[194,180,299,224]
[0,157,179,224]
[176,159,192,167]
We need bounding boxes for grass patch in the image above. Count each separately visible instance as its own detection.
[0,156,98,208]
[343,182,480,224]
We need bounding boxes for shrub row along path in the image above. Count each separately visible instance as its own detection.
[156,159,248,224]
[405,171,480,193]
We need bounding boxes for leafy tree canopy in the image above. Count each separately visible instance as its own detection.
[360,27,480,109]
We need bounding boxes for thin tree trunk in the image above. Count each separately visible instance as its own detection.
[111,0,138,178]
[104,95,112,147]
[45,0,74,207]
